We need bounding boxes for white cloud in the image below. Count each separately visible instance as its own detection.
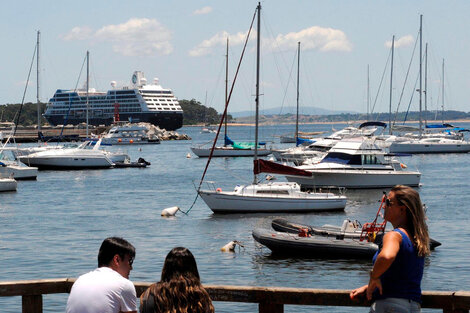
[266,26,352,52]
[62,26,94,41]
[193,6,212,15]
[188,30,254,57]
[189,26,351,57]
[385,35,414,48]
[62,18,173,56]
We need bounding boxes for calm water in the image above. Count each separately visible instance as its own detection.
[1,123,469,312]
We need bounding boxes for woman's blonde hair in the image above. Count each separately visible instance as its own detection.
[391,185,430,256]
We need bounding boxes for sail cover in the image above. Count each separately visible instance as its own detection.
[253,159,312,177]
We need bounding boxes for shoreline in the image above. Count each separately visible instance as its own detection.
[185,119,470,127]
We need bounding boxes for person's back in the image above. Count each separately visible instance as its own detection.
[67,267,136,313]
[66,237,137,313]
[139,247,214,313]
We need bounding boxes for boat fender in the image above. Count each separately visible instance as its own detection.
[340,219,349,232]
[221,240,244,252]
[216,188,222,192]
[161,206,180,217]
[130,139,134,144]
[118,139,122,143]
[400,163,407,169]
[298,228,310,237]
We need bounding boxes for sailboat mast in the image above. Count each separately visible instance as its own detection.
[419,14,423,137]
[367,64,370,121]
[86,51,90,138]
[389,35,394,135]
[36,30,41,135]
[253,2,261,185]
[424,43,428,127]
[224,37,229,146]
[442,58,445,123]
[295,41,300,143]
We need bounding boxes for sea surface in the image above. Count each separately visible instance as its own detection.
[1,123,469,312]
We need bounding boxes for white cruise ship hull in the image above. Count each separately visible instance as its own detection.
[191,147,271,157]
[198,190,346,213]
[286,170,421,189]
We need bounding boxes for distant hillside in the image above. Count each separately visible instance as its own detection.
[230,106,356,118]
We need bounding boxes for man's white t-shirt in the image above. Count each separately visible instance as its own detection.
[66,267,137,313]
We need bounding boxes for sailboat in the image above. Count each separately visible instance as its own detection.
[190,38,271,158]
[197,3,347,213]
[388,16,470,154]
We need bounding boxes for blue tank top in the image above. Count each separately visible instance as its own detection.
[372,228,424,303]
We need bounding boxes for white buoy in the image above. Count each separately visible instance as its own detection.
[186,153,191,158]
[161,206,180,217]
[221,240,244,252]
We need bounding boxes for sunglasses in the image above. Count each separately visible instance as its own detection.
[128,257,134,266]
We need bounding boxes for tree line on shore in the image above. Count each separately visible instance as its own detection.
[0,100,469,126]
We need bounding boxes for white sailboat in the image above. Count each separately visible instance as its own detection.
[388,16,470,154]
[190,38,271,158]
[198,3,347,213]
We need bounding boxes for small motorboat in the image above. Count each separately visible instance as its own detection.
[113,158,151,168]
[271,218,441,250]
[0,176,17,192]
[253,195,441,259]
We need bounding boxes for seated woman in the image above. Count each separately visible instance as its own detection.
[140,247,214,313]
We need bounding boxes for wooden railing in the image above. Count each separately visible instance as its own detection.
[0,278,469,313]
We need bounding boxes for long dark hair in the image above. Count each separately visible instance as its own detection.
[391,185,430,256]
[140,247,214,313]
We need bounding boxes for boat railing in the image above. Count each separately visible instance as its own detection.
[1,278,469,313]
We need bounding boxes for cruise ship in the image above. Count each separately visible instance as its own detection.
[43,71,183,130]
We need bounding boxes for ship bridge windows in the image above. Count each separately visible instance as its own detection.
[362,154,381,165]
[321,152,361,165]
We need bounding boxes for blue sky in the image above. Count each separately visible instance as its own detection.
[1,0,469,115]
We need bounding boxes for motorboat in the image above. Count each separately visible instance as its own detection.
[389,137,470,154]
[99,123,160,145]
[252,227,378,258]
[18,139,114,169]
[272,122,387,166]
[284,138,421,189]
[197,9,346,214]
[253,197,440,259]
[0,160,38,180]
[0,176,17,192]
[271,218,441,250]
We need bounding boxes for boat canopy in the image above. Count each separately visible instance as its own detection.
[425,123,454,129]
[253,159,312,177]
[359,121,387,129]
[296,137,315,146]
[225,134,265,148]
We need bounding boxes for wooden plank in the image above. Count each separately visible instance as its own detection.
[0,278,74,297]
[22,295,42,313]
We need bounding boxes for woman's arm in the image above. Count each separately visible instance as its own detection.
[366,230,402,300]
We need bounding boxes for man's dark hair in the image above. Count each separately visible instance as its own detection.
[98,237,136,267]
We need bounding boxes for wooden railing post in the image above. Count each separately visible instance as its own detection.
[22,294,42,313]
[259,302,283,313]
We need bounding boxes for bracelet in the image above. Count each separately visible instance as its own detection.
[369,269,380,280]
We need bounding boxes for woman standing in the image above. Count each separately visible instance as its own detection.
[140,247,214,313]
[350,185,430,313]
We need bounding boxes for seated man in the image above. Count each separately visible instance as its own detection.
[66,237,137,313]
